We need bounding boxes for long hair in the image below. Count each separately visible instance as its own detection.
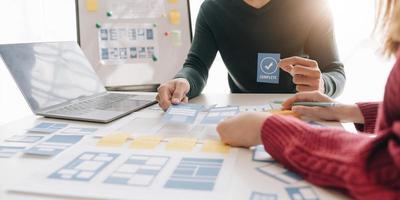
[375,0,400,56]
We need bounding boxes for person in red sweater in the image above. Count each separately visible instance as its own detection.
[216,0,400,199]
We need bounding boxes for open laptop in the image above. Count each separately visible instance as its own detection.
[0,41,157,123]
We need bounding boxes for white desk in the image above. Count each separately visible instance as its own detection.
[0,93,350,200]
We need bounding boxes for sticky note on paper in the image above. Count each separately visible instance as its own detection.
[97,133,130,147]
[169,10,181,25]
[201,140,230,154]
[257,53,280,84]
[130,136,162,149]
[170,30,182,46]
[86,0,98,12]
[166,138,197,152]
[168,0,179,3]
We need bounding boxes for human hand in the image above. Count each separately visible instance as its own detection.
[216,112,270,148]
[279,56,324,93]
[156,78,190,111]
[282,91,363,123]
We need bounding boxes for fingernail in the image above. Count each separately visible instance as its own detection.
[172,98,179,104]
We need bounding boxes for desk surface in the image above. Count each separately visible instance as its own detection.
[0,93,349,200]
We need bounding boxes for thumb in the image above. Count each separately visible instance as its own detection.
[171,82,188,104]
[278,62,294,74]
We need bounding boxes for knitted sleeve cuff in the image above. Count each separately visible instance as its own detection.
[355,102,380,133]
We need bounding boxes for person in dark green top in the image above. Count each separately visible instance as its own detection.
[156,0,345,110]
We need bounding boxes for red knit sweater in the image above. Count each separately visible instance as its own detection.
[261,49,400,200]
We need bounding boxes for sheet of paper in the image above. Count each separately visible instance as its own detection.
[0,145,26,158]
[99,23,159,65]
[250,191,278,200]
[201,106,239,124]
[256,164,303,185]
[86,0,98,12]
[106,0,166,19]
[168,10,181,25]
[163,104,203,124]
[165,138,197,152]
[5,135,44,143]
[252,145,274,162]
[201,140,230,154]
[164,157,223,191]
[130,136,162,149]
[25,135,83,156]
[28,122,68,134]
[11,149,238,200]
[61,127,98,135]
[285,186,320,200]
[105,155,169,186]
[239,104,273,112]
[97,133,130,147]
[48,152,119,182]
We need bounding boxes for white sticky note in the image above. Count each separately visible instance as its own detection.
[170,30,182,46]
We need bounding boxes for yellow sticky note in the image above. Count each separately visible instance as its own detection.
[269,110,300,118]
[201,140,230,154]
[168,0,179,3]
[130,136,162,149]
[170,30,182,46]
[166,138,197,152]
[169,10,181,25]
[86,0,98,12]
[97,133,130,147]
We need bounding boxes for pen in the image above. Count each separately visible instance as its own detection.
[272,101,338,107]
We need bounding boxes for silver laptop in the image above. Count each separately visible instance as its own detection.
[0,41,156,123]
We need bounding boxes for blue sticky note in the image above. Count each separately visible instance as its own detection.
[257,53,280,84]
[163,104,203,124]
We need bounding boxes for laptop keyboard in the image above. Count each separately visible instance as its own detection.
[47,93,139,116]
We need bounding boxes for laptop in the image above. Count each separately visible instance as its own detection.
[0,41,157,123]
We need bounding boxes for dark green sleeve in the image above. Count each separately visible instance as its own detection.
[174,2,218,98]
[305,2,346,98]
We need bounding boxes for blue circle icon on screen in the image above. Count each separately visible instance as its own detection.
[259,57,278,75]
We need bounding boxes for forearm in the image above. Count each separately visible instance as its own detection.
[261,115,400,199]
[174,65,207,98]
[322,66,345,98]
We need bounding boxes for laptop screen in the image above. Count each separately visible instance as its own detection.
[0,42,106,111]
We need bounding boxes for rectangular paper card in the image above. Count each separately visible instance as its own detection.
[0,146,26,158]
[257,53,280,84]
[163,104,203,124]
[201,106,239,124]
[25,135,83,156]
[28,122,68,134]
[5,135,44,143]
